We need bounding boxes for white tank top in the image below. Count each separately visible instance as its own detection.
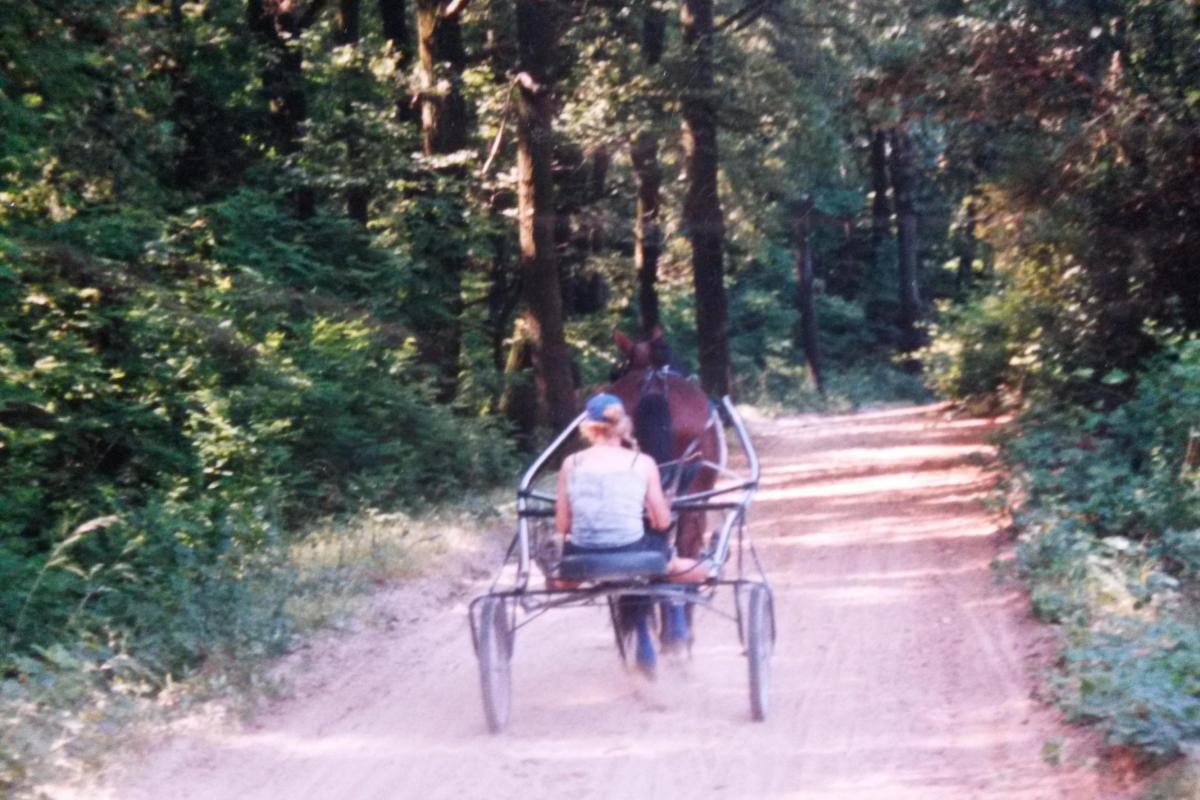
[568,456,647,549]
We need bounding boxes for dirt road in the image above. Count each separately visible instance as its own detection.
[82,404,1118,799]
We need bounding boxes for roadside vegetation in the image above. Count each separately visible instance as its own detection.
[4,0,1198,795]
[930,319,1200,788]
[905,1,1200,784]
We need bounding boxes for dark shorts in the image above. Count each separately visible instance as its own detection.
[563,532,672,559]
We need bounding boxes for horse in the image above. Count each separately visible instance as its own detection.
[607,327,720,654]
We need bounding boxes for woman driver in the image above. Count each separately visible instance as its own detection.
[554,393,708,671]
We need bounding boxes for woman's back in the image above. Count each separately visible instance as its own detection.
[567,449,647,549]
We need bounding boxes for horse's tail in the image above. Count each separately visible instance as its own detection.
[633,393,672,466]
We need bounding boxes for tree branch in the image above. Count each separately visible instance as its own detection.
[479,81,517,178]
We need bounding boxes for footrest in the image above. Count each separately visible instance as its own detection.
[556,551,669,582]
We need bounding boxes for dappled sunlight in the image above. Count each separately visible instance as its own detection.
[797,582,917,606]
[757,525,988,552]
[781,560,1000,587]
[756,469,991,503]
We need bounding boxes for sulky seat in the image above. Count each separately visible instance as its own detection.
[555,550,669,583]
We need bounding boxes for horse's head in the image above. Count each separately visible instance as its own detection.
[607,326,715,561]
[612,326,674,379]
[608,326,684,467]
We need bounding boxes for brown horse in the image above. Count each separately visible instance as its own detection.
[607,327,719,561]
[607,328,720,653]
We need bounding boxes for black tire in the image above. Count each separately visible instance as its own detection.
[747,584,773,721]
[477,597,512,733]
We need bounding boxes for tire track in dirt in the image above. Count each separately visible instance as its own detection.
[66,403,1125,799]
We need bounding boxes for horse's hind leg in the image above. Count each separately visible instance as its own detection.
[616,595,657,676]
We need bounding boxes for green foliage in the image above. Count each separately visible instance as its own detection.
[900,0,1200,405]
[1000,336,1200,759]
[921,289,1028,401]
[0,198,515,665]
[1061,619,1200,760]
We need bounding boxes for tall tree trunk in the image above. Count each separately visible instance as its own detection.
[632,2,666,336]
[793,198,824,393]
[337,0,369,224]
[643,3,667,65]
[680,0,730,397]
[379,0,409,59]
[411,0,470,402]
[247,0,317,217]
[889,126,922,352]
[631,131,662,336]
[378,0,416,122]
[583,143,608,253]
[487,196,521,374]
[416,0,468,156]
[499,320,539,452]
[957,196,978,291]
[514,0,576,431]
[336,0,360,42]
[869,128,892,272]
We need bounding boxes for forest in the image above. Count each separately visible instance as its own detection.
[2,0,1199,793]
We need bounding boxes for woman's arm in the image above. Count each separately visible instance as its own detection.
[641,456,671,531]
[555,456,573,536]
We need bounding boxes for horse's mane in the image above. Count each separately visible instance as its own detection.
[633,393,672,466]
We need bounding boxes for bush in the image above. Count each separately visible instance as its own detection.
[1000,335,1200,760]
[1061,618,1200,760]
[0,196,515,679]
[920,288,1031,401]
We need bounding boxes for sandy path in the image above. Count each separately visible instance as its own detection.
[81,404,1120,800]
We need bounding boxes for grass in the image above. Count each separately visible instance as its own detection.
[1,494,507,799]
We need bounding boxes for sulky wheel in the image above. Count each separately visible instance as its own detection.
[476,596,512,733]
[746,583,774,722]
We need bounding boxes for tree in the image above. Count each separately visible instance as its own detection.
[411,0,472,401]
[869,128,891,273]
[416,0,468,156]
[793,197,824,393]
[632,5,666,336]
[632,130,663,335]
[247,0,327,218]
[378,0,415,121]
[956,194,977,291]
[889,125,921,353]
[679,0,730,398]
[515,0,577,430]
[336,0,369,223]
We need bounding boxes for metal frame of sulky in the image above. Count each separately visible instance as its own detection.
[468,395,774,730]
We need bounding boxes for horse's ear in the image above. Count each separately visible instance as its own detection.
[613,327,634,355]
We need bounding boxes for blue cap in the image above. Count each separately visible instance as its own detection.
[585,393,623,422]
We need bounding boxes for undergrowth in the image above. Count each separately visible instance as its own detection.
[0,501,502,798]
[992,337,1200,764]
